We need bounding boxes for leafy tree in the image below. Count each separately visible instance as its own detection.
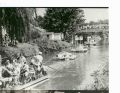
[0,8,30,46]
[89,21,96,25]
[42,8,85,42]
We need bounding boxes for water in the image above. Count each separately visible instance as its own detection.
[33,44,109,90]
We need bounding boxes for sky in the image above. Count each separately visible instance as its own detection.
[36,8,108,23]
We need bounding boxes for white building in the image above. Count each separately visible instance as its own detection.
[42,32,64,41]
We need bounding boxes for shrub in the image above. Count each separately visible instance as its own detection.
[0,43,39,65]
[30,38,70,53]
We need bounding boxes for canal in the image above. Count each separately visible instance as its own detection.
[32,43,109,90]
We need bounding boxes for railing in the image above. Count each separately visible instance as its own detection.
[76,28,109,33]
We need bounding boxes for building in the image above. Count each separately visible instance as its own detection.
[42,32,64,41]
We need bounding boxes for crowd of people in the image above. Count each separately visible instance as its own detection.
[0,51,47,89]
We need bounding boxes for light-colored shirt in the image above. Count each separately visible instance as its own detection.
[34,55,43,65]
[19,56,27,65]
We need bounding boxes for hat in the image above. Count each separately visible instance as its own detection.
[38,51,42,55]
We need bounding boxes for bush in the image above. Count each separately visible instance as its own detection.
[17,43,39,57]
[0,43,39,65]
[30,38,70,53]
[0,46,21,60]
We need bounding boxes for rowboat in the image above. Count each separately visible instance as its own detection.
[14,75,49,90]
[55,51,76,60]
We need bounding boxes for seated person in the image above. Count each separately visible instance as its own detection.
[1,61,13,88]
[2,60,13,78]
[12,59,21,85]
[20,62,29,84]
[31,52,47,77]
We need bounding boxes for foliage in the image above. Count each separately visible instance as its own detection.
[35,15,44,28]
[30,37,70,53]
[90,62,109,90]
[0,43,39,64]
[42,8,85,42]
[80,62,109,90]
[0,8,31,46]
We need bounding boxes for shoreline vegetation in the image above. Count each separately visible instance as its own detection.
[79,61,109,90]
[0,39,71,64]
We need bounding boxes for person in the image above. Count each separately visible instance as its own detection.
[12,36,18,46]
[6,60,14,71]
[12,59,21,85]
[34,52,43,66]
[29,62,36,81]
[20,62,29,84]
[1,60,13,88]
[34,52,47,76]
[0,66,4,88]
[2,60,13,77]
[20,54,27,66]
[31,51,47,78]
[31,57,41,78]
[17,53,27,66]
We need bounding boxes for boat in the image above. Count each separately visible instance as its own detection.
[71,45,88,52]
[14,75,49,90]
[55,51,76,60]
[85,39,97,46]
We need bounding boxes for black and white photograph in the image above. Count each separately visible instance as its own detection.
[0,8,109,92]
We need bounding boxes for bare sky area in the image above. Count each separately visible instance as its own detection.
[36,8,108,23]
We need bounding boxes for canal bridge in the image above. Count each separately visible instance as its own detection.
[74,28,109,44]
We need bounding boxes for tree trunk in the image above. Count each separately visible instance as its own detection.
[34,8,38,19]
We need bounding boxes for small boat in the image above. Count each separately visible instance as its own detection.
[85,39,97,46]
[55,51,76,60]
[71,45,88,52]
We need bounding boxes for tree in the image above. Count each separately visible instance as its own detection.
[35,15,44,28]
[0,8,30,46]
[42,8,85,42]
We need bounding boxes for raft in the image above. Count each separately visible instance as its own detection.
[14,75,49,90]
